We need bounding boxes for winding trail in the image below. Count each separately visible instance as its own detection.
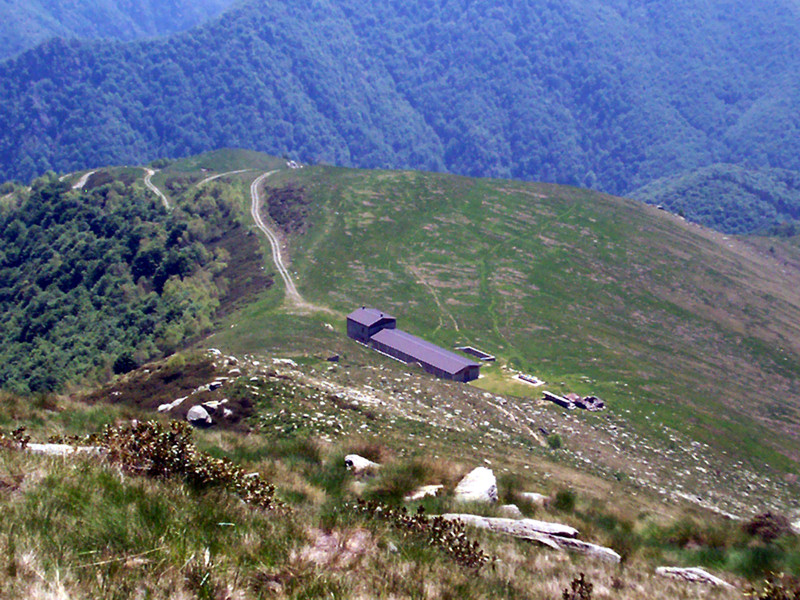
[197,169,252,187]
[250,171,309,309]
[143,168,171,209]
[72,170,96,190]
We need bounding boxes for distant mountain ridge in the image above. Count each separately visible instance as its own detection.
[1,0,799,195]
[0,0,239,60]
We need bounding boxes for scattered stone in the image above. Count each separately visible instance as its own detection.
[387,542,399,553]
[157,396,187,413]
[208,381,225,391]
[273,358,297,367]
[207,348,221,356]
[500,504,523,518]
[228,368,242,375]
[454,467,498,503]
[327,354,340,362]
[655,567,734,588]
[26,443,105,457]
[344,454,380,474]
[222,408,234,418]
[519,492,549,507]
[203,399,228,412]
[187,405,213,426]
[404,484,444,502]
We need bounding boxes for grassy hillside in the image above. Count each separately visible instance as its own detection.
[197,162,800,502]
[1,356,795,599]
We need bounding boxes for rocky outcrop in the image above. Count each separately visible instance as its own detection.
[454,467,498,503]
[441,514,578,538]
[655,567,733,588]
[440,513,621,563]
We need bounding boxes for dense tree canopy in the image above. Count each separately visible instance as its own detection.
[0,0,799,196]
[633,164,800,234]
[0,172,242,392]
[0,0,239,60]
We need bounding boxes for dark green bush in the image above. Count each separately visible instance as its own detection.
[552,489,576,513]
[352,499,490,570]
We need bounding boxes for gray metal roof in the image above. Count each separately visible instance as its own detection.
[347,307,395,327]
[370,328,479,375]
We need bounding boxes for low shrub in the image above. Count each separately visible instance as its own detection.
[552,488,577,513]
[352,499,491,570]
[746,513,792,544]
[562,573,593,600]
[748,573,800,599]
[547,433,563,450]
[53,421,285,511]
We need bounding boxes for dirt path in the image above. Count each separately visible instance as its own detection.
[197,169,252,187]
[250,171,332,315]
[143,168,170,209]
[72,170,96,190]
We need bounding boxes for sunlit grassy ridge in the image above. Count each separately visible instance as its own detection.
[209,163,800,479]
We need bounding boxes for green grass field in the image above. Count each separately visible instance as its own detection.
[208,164,800,478]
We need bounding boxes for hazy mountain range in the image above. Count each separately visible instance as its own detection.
[1,0,799,203]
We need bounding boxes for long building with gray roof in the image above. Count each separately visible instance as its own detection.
[346,307,480,382]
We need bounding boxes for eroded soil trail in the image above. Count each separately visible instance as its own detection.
[250,171,332,314]
[143,168,170,209]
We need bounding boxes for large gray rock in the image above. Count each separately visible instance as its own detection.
[440,514,578,538]
[655,567,733,588]
[187,405,213,426]
[454,467,498,503]
[439,513,619,563]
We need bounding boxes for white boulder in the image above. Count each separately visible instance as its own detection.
[454,467,498,503]
[187,405,213,426]
[344,454,380,474]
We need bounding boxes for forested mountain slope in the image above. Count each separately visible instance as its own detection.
[0,0,239,60]
[0,161,271,393]
[1,0,799,194]
[633,164,800,234]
